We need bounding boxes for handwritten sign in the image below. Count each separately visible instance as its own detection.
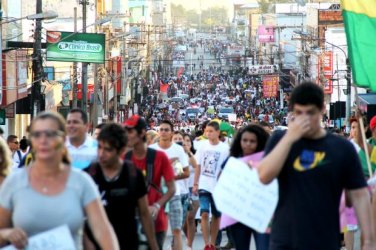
[213,157,278,232]
[1,225,75,250]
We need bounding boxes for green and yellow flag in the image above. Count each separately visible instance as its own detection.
[342,0,376,90]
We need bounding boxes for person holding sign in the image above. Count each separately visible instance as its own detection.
[0,112,119,250]
[193,121,229,250]
[258,82,376,250]
[226,124,270,250]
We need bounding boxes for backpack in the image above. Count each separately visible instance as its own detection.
[125,148,161,194]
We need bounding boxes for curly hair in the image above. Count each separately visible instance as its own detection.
[230,124,270,158]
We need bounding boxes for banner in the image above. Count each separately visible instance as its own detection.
[262,75,279,98]
[248,65,277,75]
[46,31,105,63]
[258,25,275,43]
[317,51,333,94]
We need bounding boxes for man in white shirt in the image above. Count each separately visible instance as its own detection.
[65,108,97,169]
[150,120,189,250]
[193,121,229,250]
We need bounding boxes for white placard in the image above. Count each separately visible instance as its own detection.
[1,225,75,250]
[228,114,237,122]
[213,157,278,232]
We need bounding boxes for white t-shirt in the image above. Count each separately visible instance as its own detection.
[149,143,189,195]
[196,140,229,193]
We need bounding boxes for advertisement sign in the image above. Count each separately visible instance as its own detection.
[248,65,277,75]
[318,10,343,25]
[262,75,279,98]
[258,26,275,43]
[46,31,105,63]
[317,51,333,94]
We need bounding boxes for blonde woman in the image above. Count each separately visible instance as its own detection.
[0,137,12,185]
[146,130,159,145]
[0,111,119,250]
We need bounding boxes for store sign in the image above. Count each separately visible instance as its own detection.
[262,75,279,98]
[318,10,343,25]
[258,25,275,43]
[46,31,105,63]
[317,51,333,94]
[248,65,277,75]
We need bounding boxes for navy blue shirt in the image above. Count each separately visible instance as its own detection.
[266,131,366,250]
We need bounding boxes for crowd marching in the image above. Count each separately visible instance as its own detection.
[0,82,374,250]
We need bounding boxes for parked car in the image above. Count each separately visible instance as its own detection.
[218,106,235,120]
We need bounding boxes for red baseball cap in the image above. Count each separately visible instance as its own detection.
[370,115,376,131]
[123,115,147,131]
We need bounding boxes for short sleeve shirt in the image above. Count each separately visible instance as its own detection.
[66,136,98,170]
[0,168,99,250]
[265,131,366,250]
[130,150,175,233]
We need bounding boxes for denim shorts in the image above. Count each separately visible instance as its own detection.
[198,190,221,218]
[181,193,190,224]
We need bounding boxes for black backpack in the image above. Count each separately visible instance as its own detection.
[125,148,162,194]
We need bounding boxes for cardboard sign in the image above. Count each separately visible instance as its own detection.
[213,157,278,232]
[1,225,75,250]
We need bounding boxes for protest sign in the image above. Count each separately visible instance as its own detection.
[1,225,75,250]
[220,152,265,229]
[213,157,278,232]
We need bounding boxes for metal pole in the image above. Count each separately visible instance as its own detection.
[31,0,43,119]
[72,7,78,108]
[121,22,127,122]
[80,0,88,113]
[113,57,118,123]
[346,58,351,132]
[92,11,99,128]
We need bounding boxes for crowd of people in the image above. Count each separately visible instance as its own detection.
[0,82,374,250]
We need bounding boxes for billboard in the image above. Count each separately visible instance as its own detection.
[317,51,333,94]
[258,26,275,43]
[46,31,105,63]
[262,75,279,98]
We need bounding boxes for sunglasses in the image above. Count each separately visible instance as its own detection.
[12,141,19,144]
[30,130,64,139]
[159,128,171,132]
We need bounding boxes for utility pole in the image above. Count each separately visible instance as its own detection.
[31,0,43,119]
[121,21,128,123]
[79,0,89,113]
[72,7,78,108]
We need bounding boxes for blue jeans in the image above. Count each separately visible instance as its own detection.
[230,222,270,250]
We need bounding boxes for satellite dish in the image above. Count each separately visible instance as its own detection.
[295,0,306,7]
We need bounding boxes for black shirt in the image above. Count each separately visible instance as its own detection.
[85,161,147,250]
[265,131,366,250]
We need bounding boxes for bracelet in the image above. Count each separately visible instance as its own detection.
[193,183,198,186]
[188,153,193,157]
[153,203,161,210]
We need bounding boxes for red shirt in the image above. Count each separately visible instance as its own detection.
[130,150,175,233]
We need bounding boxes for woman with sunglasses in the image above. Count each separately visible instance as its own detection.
[0,111,119,250]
